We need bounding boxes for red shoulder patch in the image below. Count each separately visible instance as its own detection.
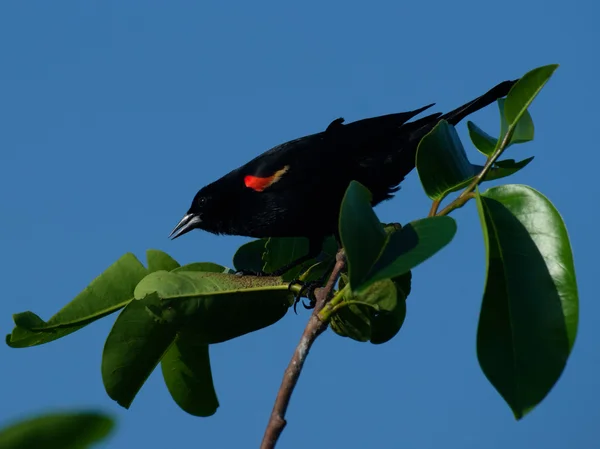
[244,166,290,192]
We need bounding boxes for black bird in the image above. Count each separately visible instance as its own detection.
[169,80,516,276]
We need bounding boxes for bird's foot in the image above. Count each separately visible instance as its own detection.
[288,279,323,313]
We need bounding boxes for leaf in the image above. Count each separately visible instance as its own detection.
[330,279,407,344]
[6,253,148,348]
[476,157,535,182]
[146,249,180,272]
[370,276,409,345]
[233,239,268,272]
[416,120,476,200]
[475,184,578,419]
[174,262,232,273]
[467,121,497,156]
[135,271,292,344]
[263,237,313,281]
[161,335,219,417]
[330,303,372,342]
[498,99,535,146]
[102,292,179,409]
[504,64,558,127]
[361,217,456,291]
[339,181,387,289]
[295,236,338,283]
[0,411,114,449]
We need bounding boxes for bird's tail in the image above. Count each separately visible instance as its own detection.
[440,80,517,126]
[372,79,518,203]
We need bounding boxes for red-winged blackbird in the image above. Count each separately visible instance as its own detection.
[170,80,516,276]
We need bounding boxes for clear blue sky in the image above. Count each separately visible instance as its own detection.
[1,2,598,448]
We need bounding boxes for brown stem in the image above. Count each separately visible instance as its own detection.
[428,198,442,217]
[260,250,346,449]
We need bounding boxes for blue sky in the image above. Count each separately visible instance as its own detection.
[1,1,598,448]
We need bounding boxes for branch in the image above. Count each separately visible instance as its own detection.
[260,250,346,449]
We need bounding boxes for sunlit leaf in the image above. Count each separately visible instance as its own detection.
[146,249,180,272]
[6,253,148,348]
[475,184,578,419]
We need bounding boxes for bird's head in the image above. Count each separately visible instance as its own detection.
[168,188,213,240]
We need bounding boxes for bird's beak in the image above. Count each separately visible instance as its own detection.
[169,213,202,240]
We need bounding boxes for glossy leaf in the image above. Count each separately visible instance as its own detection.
[263,237,309,280]
[339,181,387,289]
[370,276,410,344]
[6,253,148,348]
[233,236,336,281]
[161,335,219,417]
[476,184,578,419]
[102,292,179,409]
[477,157,535,182]
[146,249,180,272]
[174,262,232,273]
[498,99,535,146]
[361,217,456,291]
[0,411,114,449]
[330,302,371,342]
[330,279,406,343]
[135,270,292,343]
[416,120,475,200]
[233,239,268,272]
[467,120,497,156]
[504,64,558,127]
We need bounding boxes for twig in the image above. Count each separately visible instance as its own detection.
[260,250,346,449]
[428,198,442,217]
[431,123,516,217]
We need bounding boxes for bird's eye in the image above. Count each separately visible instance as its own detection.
[198,197,207,205]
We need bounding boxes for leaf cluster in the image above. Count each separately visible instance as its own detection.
[5,65,578,423]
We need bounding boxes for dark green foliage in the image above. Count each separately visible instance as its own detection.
[0,411,114,449]
[5,64,578,423]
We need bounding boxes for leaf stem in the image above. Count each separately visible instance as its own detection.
[428,198,442,217]
[260,250,346,449]
[433,121,517,216]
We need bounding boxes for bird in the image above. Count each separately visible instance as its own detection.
[169,79,516,278]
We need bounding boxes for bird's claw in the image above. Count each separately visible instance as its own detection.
[288,279,321,313]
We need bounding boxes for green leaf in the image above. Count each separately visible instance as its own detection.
[475,184,578,419]
[362,217,456,291]
[339,181,387,289]
[330,302,371,342]
[416,120,476,201]
[498,99,535,146]
[370,276,409,344]
[6,253,148,348]
[504,64,558,127]
[0,411,114,449]
[161,335,219,417]
[233,239,268,272]
[146,249,180,272]
[135,271,292,343]
[330,279,407,344]
[174,262,232,273]
[295,236,338,283]
[262,237,314,281]
[467,121,497,156]
[476,157,535,182]
[233,236,336,281]
[102,292,179,409]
